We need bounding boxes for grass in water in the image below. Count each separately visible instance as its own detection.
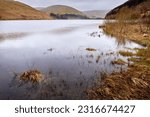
[119,51,135,57]
[111,59,126,65]
[20,70,43,83]
[86,48,97,51]
[87,6,150,99]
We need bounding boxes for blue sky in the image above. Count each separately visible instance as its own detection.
[16,0,127,10]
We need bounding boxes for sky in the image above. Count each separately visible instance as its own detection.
[16,0,128,11]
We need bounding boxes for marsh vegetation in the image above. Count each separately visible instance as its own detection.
[87,6,150,100]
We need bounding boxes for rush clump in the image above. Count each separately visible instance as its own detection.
[20,70,43,83]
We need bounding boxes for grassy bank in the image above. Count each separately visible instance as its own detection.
[103,21,150,46]
[87,22,150,100]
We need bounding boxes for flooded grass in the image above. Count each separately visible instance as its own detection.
[20,70,43,83]
[87,21,150,100]
[119,51,135,57]
[128,57,141,62]
[111,59,126,65]
[86,48,97,51]
[103,22,150,46]
[96,55,101,63]
[10,72,91,99]
[89,32,101,38]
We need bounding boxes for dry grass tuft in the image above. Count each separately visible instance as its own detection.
[20,70,43,83]
[111,59,126,65]
[86,48,97,51]
[119,51,135,57]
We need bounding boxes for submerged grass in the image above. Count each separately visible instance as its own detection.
[86,48,97,51]
[111,59,126,65]
[119,51,135,57]
[103,21,150,46]
[20,70,43,83]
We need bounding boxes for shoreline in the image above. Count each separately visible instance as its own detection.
[87,22,150,100]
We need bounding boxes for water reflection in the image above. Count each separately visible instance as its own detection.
[0,32,29,40]
[49,27,78,34]
[0,20,143,99]
[102,29,131,46]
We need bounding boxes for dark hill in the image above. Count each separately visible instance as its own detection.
[105,0,150,19]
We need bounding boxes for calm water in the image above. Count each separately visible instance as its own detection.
[0,20,142,99]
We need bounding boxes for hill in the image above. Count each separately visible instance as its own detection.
[105,0,150,19]
[41,5,88,19]
[83,10,109,19]
[0,0,51,20]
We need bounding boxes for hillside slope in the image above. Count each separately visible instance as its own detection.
[42,5,88,19]
[105,0,150,19]
[0,0,51,20]
[42,5,84,15]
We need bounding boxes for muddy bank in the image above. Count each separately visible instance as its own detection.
[87,22,150,100]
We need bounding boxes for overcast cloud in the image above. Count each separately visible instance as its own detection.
[16,0,127,10]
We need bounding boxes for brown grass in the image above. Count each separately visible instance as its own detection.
[87,16,150,99]
[111,59,126,65]
[87,65,150,100]
[86,48,97,51]
[119,51,135,57]
[96,55,101,63]
[103,22,150,46]
[20,70,43,83]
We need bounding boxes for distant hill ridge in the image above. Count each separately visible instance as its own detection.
[42,5,85,15]
[41,5,89,19]
[83,10,109,19]
[0,0,51,20]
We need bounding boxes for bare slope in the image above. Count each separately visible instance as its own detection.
[105,0,150,19]
[0,0,51,20]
